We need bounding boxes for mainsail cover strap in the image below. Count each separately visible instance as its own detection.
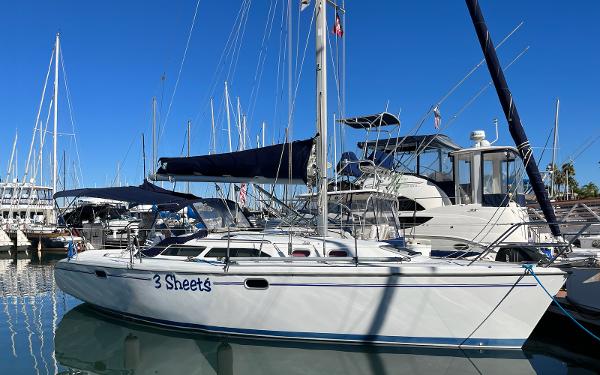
[155,137,316,185]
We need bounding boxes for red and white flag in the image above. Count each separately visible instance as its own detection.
[239,183,247,207]
[300,0,311,12]
[433,105,442,129]
[332,12,343,37]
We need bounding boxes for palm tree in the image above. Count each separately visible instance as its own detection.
[553,167,565,198]
[579,182,600,198]
[560,162,576,199]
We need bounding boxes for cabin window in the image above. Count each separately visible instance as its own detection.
[481,150,524,206]
[397,196,425,211]
[292,249,311,257]
[328,250,348,257]
[455,154,472,204]
[204,247,271,258]
[418,148,453,181]
[161,246,206,257]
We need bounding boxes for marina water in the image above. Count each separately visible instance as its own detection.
[0,253,598,374]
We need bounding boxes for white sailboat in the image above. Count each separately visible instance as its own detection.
[55,0,565,349]
[1,33,71,253]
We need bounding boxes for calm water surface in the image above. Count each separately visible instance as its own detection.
[1,255,599,374]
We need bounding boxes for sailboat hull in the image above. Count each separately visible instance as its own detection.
[55,252,565,349]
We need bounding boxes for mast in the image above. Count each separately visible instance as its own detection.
[52,33,60,196]
[225,82,233,152]
[243,115,247,150]
[5,131,18,182]
[152,97,157,176]
[224,81,234,200]
[210,97,216,154]
[187,120,191,194]
[142,133,146,178]
[237,97,242,150]
[315,0,328,236]
[551,98,559,199]
[465,0,560,237]
[262,121,265,150]
[63,150,66,191]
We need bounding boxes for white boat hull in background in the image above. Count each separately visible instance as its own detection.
[566,267,600,312]
[55,251,565,349]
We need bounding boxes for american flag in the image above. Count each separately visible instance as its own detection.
[333,12,344,37]
[433,105,442,129]
[239,183,247,207]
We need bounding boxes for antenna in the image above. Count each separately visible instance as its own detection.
[490,118,499,144]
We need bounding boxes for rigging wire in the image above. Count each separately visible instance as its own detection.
[381,22,526,175]
[192,0,249,128]
[287,6,316,128]
[385,46,530,194]
[247,0,279,126]
[271,0,289,135]
[157,0,203,145]
[60,50,85,187]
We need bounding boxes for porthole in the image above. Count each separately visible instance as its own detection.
[95,270,107,278]
[245,278,269,290]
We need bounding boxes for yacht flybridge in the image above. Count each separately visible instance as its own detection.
[336,128,536,259]
[55,0,566,349]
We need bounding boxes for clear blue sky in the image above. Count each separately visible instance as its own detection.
[1,0,599,193]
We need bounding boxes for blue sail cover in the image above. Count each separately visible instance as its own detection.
[155,138,315,185]
[54,180,201,211]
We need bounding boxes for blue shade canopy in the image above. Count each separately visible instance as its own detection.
[358,134,461,153]
[53,180,201,210]
[338,112,400,129]
[154,138,316,185]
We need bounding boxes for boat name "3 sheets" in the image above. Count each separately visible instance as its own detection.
[153,274,212,292]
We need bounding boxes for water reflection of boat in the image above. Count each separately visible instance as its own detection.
[0,258,76,375]
[55,304,537,375]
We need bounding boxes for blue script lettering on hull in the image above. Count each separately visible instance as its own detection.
[153,274,211,292]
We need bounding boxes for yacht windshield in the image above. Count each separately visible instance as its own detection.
[481,149,525,206]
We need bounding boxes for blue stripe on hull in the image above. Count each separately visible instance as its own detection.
[92,305,525,349]
[57,266,536,288]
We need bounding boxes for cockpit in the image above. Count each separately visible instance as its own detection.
[452,146,525,207]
